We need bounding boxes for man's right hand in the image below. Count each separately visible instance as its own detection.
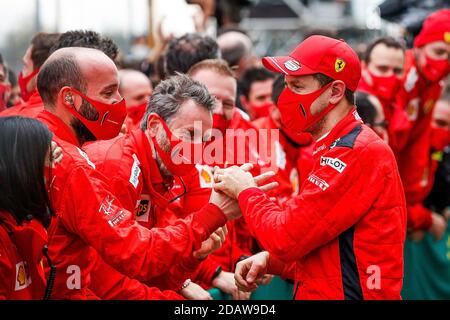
[212,271,251,300]
[180,281,212,300]
[209,188,241,220]
[193,226,228,260]
[234,251,270,292]
[430,212,447,241]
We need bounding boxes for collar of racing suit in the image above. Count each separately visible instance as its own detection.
[312,107,363,159]
[129,129,177,209]
[37,110,80,147]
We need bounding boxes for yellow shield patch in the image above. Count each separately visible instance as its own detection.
[444,32,450,44]
[335,58,345,72]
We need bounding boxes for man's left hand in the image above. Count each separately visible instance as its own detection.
[213,164,278,199]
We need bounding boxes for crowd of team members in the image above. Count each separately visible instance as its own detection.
[0,8,449,300]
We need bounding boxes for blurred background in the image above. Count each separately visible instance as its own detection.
[1,0,449,73]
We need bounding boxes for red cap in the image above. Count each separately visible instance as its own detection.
[414,9,450,48]
[262,35,361,91]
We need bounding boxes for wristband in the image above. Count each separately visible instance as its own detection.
[211,266,223,281]
[236,255,250,266]
[178,278,191,292]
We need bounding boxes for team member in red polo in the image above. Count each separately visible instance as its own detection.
[358,37,410,156]
[215,35,407,300]
[396,9,450,235]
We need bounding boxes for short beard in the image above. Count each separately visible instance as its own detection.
[154,128,173,178]
[70,100,98,145]
[304,115,326,136]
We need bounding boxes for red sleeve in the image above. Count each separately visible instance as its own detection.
[190,255,221,288]
[237,142,387,263]
[146,255,202,290]
[109,175,140,213]
[60,165,227,282]
[267,255,296,280]
[90,256,183,300]
[407,203,433,231]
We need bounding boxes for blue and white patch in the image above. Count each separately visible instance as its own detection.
[77,148,96,169]
[129,154,141,189]
[320,156,347,173]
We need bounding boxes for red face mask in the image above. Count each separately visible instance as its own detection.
[280,125,313,146]
[150,114,202,176]
[18,68,40,102]
[277,82,335,134]
[67,88,127,140]
[366,70,401,102]
[430,126,450,151]
[0,83,11,112]
[212,113,231,135]
[127,102,147,126]
[421,54,450,82]
[248,102,274,120]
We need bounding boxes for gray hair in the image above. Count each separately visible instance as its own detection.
[141,73,215,130]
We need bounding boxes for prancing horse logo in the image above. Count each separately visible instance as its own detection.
[335,58,345,72]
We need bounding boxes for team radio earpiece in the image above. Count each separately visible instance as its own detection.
[64,94,74,105]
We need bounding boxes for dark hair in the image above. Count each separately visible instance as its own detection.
[272,74,285,104]
[0,116,53,227]
[30,32,61,69]
[355,91,377,126]
[0,53,3,65]
[440,81,450,102]
[7,69,17,87]
[37,53,86,106]
[364,37,404,64]
[141,73,215,130]
[313,73,355,105]
[239,67,275,98]
[220,41,246,68]
[50,30,119,61]
[165,33,220,76]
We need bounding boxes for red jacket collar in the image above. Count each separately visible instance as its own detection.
[37,110,80,147]
[129,129,178,209]
[312,108,362,159]
[0,211,48,265]
[130,129,163,184]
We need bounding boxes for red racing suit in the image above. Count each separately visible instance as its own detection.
[175,109,265,274]
[396,50,445,230]
[36,110,227,299]
[237,109,406,299]
[0,211,48,300]
[0,91,44,118]
[84,128,224,296]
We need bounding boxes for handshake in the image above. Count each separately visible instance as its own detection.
[208,163,278,221]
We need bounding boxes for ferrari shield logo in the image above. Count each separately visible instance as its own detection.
[444,32,450,44]
[335,58,345,72]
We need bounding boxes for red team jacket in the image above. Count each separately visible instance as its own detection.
[84,128,226,295]
[174,109,264,276]
[36,110,227,299]
[237,109,406,299]
[396,50,445,230]
[0,211,48,300]
[0,91,44,118]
